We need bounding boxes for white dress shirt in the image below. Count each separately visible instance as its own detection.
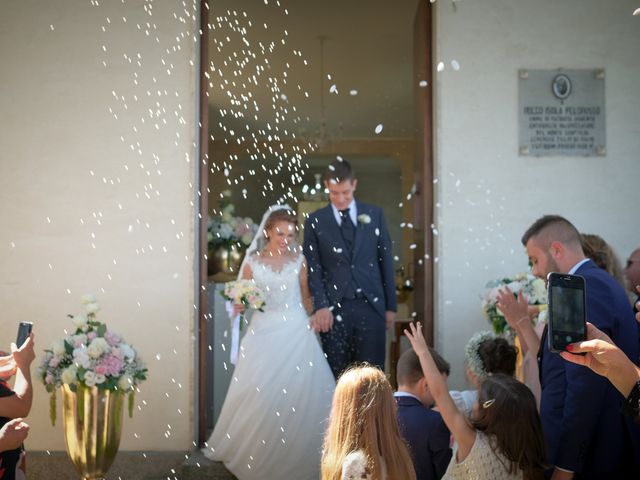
[331,199,357,226]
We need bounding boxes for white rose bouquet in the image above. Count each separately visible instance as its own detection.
[37,295,148,425]
[481,272,547,334]
[222,279,266,329]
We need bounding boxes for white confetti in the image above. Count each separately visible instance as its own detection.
[451,59,460,71]
[374,124,383,134]
[419,80,428,87]
[349,89,358,96]
[437,62,445,72]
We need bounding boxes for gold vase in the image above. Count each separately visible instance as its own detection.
[208,244,245,277]
[62,385,124,480]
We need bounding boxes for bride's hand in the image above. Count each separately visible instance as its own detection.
[232,304,245,316]
[314,308,334,333]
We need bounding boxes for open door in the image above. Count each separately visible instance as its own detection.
[412,1,435,346]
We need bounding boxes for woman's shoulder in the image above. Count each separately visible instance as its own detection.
[342,450,371,480]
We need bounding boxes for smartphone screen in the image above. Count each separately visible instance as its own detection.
[16,322,33,349]
[548,273,586,353]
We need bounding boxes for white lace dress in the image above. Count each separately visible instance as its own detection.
[203,254,336,480]
[443,432,523,480]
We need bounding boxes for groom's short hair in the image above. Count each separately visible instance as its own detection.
[324,159,354,184]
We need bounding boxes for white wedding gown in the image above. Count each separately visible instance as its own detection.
[204,254,335,480]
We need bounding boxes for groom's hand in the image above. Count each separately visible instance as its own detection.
[385,311,396,330]
[314,308,334,332]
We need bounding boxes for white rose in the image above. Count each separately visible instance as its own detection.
[506,281,522,294]
[51,339,66,356]
[94,373,106,385]
[87,338,110,358]
[85,303,101,315]
[241,233,253,245]
[118,375,133,390]
[71,314,88,329]
[73,348,92,369]
[61,366,78,385]
[357,214,371,224]
[80,294,97,305]
[84,371,96,387]
[119,344,136,362]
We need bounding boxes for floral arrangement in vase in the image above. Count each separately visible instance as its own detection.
[207,190,258,250]
[481,272,547,334]
[37,295,148,424]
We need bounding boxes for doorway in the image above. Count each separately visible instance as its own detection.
[196,0,434,444]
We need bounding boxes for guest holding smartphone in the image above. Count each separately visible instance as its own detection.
[0,333,35,479]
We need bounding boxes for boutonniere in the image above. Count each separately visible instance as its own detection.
[357,214,371,224]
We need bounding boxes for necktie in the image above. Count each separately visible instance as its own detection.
[340,208,355,250]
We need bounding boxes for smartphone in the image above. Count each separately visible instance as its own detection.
[547,272,586,353]
[16,322,33,348]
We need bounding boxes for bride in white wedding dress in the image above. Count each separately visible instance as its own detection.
[203,205,336,480]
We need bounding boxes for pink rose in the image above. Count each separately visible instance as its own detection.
[104,331,122,347]
[87,331,97,341]
[49,356,60,368]
[95,365,107,376]
[45,372,54,384]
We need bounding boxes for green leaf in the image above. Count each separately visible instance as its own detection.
[64,340,74,355]
[97,323,107,337]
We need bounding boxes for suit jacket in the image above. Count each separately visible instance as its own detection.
[303,201,397,318]
[395,395,451,480]
[538,260,640,476]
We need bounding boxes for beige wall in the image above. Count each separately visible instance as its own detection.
[0,1,198,450]
[434,0,640,388]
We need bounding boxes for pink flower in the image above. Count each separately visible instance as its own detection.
[49,356,60,368]
[104,331,122,347]
[87,331,97,341]
[98,354,124,376]
[45,372,54,384]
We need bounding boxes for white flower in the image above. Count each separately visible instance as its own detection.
[94,373,106,385]
[80,294,97,305]
[85,303,101,315]
[84,371,96,387]
[118,375,133,390]
[357,214,371,224]
[51,339,66,356]
[71,314,88,329]
[87,337,110,358]
[61,366,78,385]
[119,343,136,362]
[506,281,522,294]
[73,348,91,369]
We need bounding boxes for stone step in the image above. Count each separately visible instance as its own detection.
[28,450,236,480]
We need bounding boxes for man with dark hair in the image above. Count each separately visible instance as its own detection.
[395,348,451,480]
[522,215,639,479]
[303,159,396,378]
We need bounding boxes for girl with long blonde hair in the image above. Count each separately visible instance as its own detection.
[321,365,416,480]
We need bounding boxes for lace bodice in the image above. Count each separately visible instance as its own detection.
[246,254,305,312]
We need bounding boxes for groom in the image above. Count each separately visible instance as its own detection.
[303,159,397,378]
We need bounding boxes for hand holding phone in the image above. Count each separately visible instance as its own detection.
[547,273,587,353]
[15,322,33,349]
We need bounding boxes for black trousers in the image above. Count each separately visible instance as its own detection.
[320,297,385,379]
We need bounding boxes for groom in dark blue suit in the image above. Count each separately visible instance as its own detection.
[303,160,397,378]
[522,215,640,479]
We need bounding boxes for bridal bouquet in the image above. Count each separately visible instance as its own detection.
[222,279,266,328]
[37,295,148,424]
[481,273,547,334]
[208,190,258,249]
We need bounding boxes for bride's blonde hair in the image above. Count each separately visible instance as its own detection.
[321,365,416,480]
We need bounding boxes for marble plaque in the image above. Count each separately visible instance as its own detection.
[519,69,605,157]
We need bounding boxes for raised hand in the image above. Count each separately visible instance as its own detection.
[11,333,35,370]
[496,287,529,329]
[403,322,428,356]
[0,418,29,452]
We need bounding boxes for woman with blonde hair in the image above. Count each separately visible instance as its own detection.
[581,233,626,288]
[321,365,416,480]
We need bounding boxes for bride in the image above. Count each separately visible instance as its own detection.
[203,205,336,480]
